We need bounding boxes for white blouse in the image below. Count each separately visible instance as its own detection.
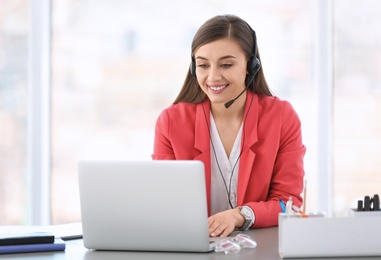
[210,112,243,215]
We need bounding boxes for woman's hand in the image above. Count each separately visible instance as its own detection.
[208,208,245,237]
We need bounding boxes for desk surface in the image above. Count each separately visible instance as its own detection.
[1,227,381,260]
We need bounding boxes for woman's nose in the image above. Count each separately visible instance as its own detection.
[208,66,222,80]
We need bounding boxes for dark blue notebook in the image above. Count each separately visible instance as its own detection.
[0,238,65,254]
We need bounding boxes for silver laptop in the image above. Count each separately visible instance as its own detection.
[78,160,215,252]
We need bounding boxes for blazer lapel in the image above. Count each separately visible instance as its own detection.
[237,92,259,205]
[194,99,210,155]
[194,100,212,213]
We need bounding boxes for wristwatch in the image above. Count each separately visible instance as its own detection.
[238,206,255,231]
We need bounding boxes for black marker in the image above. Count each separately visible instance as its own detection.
[357,200,363,211]
[373,194,380,211]
[364,196,371,211]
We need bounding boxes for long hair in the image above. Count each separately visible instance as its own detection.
[173,14,272,104]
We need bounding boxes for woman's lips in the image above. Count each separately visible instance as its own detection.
[209,84,228,93]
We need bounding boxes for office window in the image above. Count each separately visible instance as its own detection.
[0,0,29,225]
[333,0,381,215]
[2,0,380,225]
[50,0,316,224]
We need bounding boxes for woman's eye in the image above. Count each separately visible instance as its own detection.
[197,64,208,68]
[221,63,233,68]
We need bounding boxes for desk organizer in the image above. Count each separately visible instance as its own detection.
[278,213,381,258]
[348,208,381,217]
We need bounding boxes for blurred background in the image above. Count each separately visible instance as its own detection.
[1,0,380,225]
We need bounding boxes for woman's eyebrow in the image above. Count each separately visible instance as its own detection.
[195,56,208,61]
[219,55,237,60]
[195,55,237,61]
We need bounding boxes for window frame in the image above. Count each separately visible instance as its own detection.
[27,0,52,225]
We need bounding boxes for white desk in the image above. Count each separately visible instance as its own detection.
[1,227,381,260]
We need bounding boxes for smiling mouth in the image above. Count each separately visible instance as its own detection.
[209,84,228,91]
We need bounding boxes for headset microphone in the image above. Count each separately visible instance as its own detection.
[224,73,256,108]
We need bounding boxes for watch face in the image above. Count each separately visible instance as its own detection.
[241,207,252,219]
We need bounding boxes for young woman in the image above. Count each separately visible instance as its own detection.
[152,14,306,237]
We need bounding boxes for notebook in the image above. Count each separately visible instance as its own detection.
[78,160,215,252]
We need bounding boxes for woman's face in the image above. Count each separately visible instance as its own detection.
[194,38,248,106]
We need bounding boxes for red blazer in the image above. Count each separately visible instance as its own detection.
[152,91,306,228]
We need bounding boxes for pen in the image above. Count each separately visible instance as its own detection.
[280,200,286,213]
[303,179,307,213]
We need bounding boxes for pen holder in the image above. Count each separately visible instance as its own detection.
[278,213,381,258]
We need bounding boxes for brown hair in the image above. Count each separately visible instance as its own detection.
[173,14,272,104]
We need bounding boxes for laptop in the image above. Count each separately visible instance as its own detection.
[78,160,216,252]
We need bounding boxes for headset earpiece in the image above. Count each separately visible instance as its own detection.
[247,57,261,76]
[246,24,261,76]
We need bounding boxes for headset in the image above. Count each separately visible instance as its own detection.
[190,20,261,78]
